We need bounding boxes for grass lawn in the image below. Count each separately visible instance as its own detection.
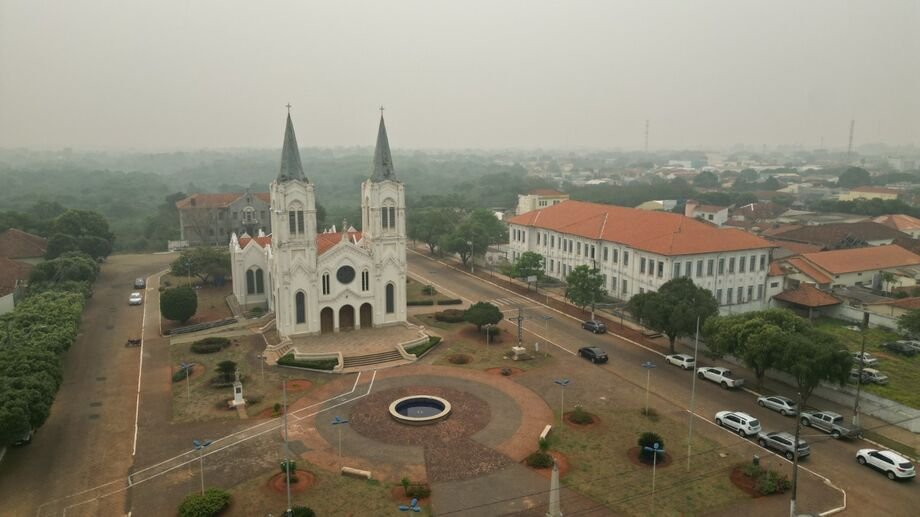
[546,408,750,516]
[169,334,328,423]
[814,317,920,409]
[406,276,455,303]
[159,272,235,331]
[225,463,432,516]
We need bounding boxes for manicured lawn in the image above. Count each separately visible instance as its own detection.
[406,276,455,303]
[814,317,920,409]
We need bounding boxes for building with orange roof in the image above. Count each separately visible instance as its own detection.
[776,244,920,291]
[684,200,729,226]
[0,256,32,314]
[229,110,408,340]
[873,214,920,239]
[839,186,900,202]
[516,188,569,215]
[506,200,775,313]
[177,191,272,246]
[0,228,48,264]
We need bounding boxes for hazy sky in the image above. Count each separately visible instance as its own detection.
[1,1,918,151]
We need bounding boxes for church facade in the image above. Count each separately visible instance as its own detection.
[230,111,407,340]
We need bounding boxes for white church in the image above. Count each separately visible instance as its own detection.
[230,110,408,340]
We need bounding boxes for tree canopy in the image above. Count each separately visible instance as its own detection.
[408,207,457,255]
[627,277,718,353]
[171,247,231,285]
[463,302,504,330]
[510,252,545,281]
[897,309,920,336]
[160,286,198,323]
[565,265,606,311]
[693,170,719,188]
[837,166,872,188]
[440,209,507,265]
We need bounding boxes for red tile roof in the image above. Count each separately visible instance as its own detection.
[238,236,273,249]
[801,245,920,275]
[176,192,270,209]
[851,186,899,195]
[526,189,567,196]
[874,297,920,310]
[774,284,841,308]
[693,204,728,213]
[873,214,920,231]
[506,200,773,256]
[316,231,363,255]
[770,240,824,256]
[0,228,47,259]
[0,257,32,297]
[761,224,802,237]
[768,261,784,276]
[786,257,833,284]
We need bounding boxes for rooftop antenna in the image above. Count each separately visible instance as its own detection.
[847,119,855,162]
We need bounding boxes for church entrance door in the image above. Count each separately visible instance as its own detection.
[320,307,334,334]
[339,305,355,331]
[360,303,373,329]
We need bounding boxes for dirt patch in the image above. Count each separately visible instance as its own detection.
[267,470,315,494]
[254,406,284,419]
[532,451,570,479]
[563,411,601,428]
[284,379,313,392]
[729,466,762,498]
[390,485,431,505]
[626,446,673,468]
[447,354,472,365]
[485,367,523,377]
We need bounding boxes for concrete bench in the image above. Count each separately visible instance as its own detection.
[539,424,552,441]
[341,466,372,479]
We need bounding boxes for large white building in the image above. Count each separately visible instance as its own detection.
[507,200,776,313]
[230,111,407,339]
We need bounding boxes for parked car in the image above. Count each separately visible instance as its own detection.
[581,320,607,334]
[757,395,798,416]
[895,340,920,353]
[129,292,143,305]
[12,429,33,446]
[577,346,608,364]
[715,411,761,437]
[848,369,871,384]
[852,352,879,367]
[861,368,889,385]
[757,431,810,461]
[881,341,918,357]
[664,353,696,370]
[856,449,916,481]
[697,367,744,389]
[134,277,146,289]
[800,410,862,439]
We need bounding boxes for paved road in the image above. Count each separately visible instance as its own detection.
[0,253,174,517]
[408,250,920,515]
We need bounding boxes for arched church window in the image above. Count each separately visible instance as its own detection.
[361,269,369,291]
[322,273,331,295]
[385,283,395,314]
[295,292,306,324]
[255,268,264,294]
[246,270,255,295]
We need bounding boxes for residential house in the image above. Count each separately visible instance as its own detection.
[873,214,920,239]
[516,189,569,215]
[767,222,909,250]
[176,191,272,247]
[0,257,32,315]
[838,186,900,202]
[0,228,47,264]
[777,245,920,290]
[684,201,729,226]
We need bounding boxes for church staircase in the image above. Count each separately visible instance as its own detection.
[342,348,405,369]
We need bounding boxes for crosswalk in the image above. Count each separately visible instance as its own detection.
[486,296,536,308]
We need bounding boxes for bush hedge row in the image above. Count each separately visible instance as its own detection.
[277,354,339,370]
[436,299,463,305]
[434,309,465,323]
[190,336,231,354]
[405,336,442,357]
[178,488,231,517]
[407,300,435,306]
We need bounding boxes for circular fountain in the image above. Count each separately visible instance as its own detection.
[389,395,452,425]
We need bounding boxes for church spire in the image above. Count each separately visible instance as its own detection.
[278,105,307,182]
[370,107,396,182]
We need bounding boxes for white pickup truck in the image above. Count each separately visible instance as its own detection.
[696,367,744,389]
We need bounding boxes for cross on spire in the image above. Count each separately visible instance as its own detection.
[286,103,292,113]
[379,105,385,117]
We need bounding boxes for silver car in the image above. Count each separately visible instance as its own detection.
[758,431,810,461]
[757,395,798,416]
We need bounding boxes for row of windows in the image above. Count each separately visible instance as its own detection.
[293,284,395,324]
[288,210,305,235]
[715,284,764,305]
[245,268,265,295]
[381,206,397,229]
[320,270,372,295]
[217,208,266,221]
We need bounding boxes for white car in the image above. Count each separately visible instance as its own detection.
[697,367,744,389]
[665,353,696,370]
[129,292,143,305]
[715,411,761,437]
[757,395,798,416]
[852,352,879,367]
[856,449,916,480]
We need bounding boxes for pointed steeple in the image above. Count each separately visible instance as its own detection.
[278,108,307,182]
[370,110,396,182]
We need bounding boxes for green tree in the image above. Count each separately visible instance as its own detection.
[408,207,456,254]
[440,209,507,265]
[216,360,238,382]
[565,265,606,312]
[50,209,115,247]
[837,166,872,188]
[897,309,920,336]
[880,271,896,293]
[627,277,718,354]
[637,431,664,463]
[463,302,504,330]
[290,507,316,517]
[44,234,80,259]
[693,170,719,188]
[177,488,231,517]
[510,251,545,281]
[29,252,98,285]
[763,176,782,190]
[160,286,198,323]
[171,247,230,285]
[77,235,113,259]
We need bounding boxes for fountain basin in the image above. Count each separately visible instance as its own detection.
[389,395,452,425]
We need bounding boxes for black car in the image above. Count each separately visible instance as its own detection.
[134,277,146,289]
[882,341,918,357]
[578,346,608,363]
[582,320,607,334]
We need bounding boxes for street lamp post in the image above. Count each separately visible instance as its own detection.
[641,361,656,416]
[185,258,192,287]
[282,379,292,515]
[853,312,870,427]
[192,439,213,495]
[180,361,192,401]
[687,317,700,472]
[256,354,266,382]
[483,323,494,362]
[553,378,570,425]
[643,442,664,514]
[331,416,349,466]
[467,240,475,273]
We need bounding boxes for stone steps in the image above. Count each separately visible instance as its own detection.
[342,349,404,368]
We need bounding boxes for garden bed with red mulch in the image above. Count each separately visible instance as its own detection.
[268,470,315,493]
[729,466,762,498]
[626,446,673,468]
[563,411,601,428]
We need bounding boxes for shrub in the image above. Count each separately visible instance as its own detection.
[405,336,442,357]
[273,402,283,415]
[637,432,664,463]
[407,300,435,306]
[484,326,501,337]
[215,360,237,383]
[190,337,231,354]
[160,286,198,323]
[401,477,411,495]
[538,437,550,453]
[435,309,465,323]
[757,470,791,495]
[280,459,298,483]
[448,354,471,364]
[290,508,316,517]
[569,405,594,425]
[421,284,436,295]
[250,306,264,315]
[526,451,554,468]
[172,365,194,382]
[406,483,431,499]
[178,488,231,517]
[436,299,463,305]
[277,354,338,370]
[742,462,764,479]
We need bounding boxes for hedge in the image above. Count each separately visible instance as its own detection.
[407,300,435,306]
[434,309,465,323]
[172,364,196,382]
[436,299,463,305]
[405,336,442,357]
[178,488,231,517]
[190,336,231,354]
[277,354,338,370]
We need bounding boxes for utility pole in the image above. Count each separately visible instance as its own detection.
[790,391,804,517]
[853,312,869,427]
[686,317,700,472]
[510,306,525,346]
[282,379,292,516]
[847,119,856,162]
